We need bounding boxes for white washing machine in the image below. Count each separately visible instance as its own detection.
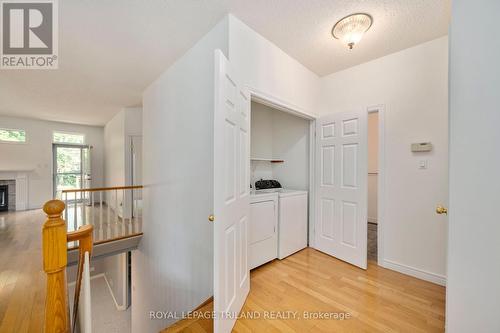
[277,189,308,259]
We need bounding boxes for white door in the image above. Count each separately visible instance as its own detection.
[314,111,368,269]
[447,1,500,331]
[213,49,250,333]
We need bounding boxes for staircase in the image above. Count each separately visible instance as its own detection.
[61,186,143,265]
[42,200,93,332]
[42,185,143,332]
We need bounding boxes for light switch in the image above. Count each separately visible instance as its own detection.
[419,160,428,169]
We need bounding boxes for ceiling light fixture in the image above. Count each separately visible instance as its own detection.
[332,13,373,49]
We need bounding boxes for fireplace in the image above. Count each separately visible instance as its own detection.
[0,185,7,212]
[0,176,23,211]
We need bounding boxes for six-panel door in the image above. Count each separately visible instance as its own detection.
[315,111,368,269]
[213,50,250,333]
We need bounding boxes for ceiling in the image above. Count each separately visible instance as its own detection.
[0,0,450,126]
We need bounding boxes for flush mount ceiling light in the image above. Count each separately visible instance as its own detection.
[332,13,373,49]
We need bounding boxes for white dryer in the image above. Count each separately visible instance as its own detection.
[277,189,308,259]
[249,191,278,269]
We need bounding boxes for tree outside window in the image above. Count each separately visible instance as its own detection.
[0,128,26,143]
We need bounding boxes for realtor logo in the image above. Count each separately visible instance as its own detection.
[1,0,58,69]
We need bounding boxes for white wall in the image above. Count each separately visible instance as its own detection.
[229,14,319,179]
[104,106,142,188]
[250,102,310,191]
[100,253,128,310]
[0,116,104,209]
[250,103,274,184]
[102,106,142,311]
[132,17,229,332]
[104,111,125,190]
[447,1,500,331]
[271,110,310,191]
[320,37,449,284]
[104,107,142,214]
[228,15,320,115]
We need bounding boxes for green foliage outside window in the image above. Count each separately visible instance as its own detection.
[53,132,84,144]
[0,128,26,142]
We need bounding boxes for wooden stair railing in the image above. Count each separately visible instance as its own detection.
[42,200,94,333]
[67,224,93,332]
[61,185,143,235]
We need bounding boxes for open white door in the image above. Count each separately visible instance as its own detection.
[213,49,250,333]
[314,111,368,269]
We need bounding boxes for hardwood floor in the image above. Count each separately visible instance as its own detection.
[162,299,214,333]
[164,248,445,332]
[0,209,46,332]
[234,248,445,332]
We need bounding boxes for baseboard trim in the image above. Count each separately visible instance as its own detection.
[103,274,127,311]
[195,296,213,311]
[381,259,446,286]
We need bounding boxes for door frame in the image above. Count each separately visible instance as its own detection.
[310,104,386,264]
[367,105,386,265]
[126,135,142,218]
[246,87,317,248]
[52,143,91,199]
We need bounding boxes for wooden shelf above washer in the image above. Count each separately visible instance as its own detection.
[250,158,284,163]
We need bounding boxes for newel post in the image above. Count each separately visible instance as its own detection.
[42,200,70,333]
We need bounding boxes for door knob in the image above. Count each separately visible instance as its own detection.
[436,205,448,215]
[208,215,215,222]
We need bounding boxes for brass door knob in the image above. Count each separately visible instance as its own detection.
[436,205,448,215]
[208,215,215,222]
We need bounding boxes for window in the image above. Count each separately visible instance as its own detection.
[0,128,26,143]
[53,131,85,144]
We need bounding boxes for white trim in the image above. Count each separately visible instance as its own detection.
[122,252,129,309]
[68,273,127,311]
[367,105,386,266]
[103,273,127,311]
[248,88,317,120]
[67,272,105,287]
[15,174,28,211]
[381,259,447,286]
[308,120,316,247]
[247,88,317,248]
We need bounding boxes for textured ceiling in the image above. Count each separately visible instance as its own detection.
[0,0,450,125]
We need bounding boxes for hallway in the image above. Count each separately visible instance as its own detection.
[163,248,445,332]
[236,248,445,332]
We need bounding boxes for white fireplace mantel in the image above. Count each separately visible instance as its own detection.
[0,170,31,211]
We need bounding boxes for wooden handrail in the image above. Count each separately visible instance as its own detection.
[42,200,94,333]
[61,185,143,193]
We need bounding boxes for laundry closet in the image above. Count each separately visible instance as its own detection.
[248,101,311,269]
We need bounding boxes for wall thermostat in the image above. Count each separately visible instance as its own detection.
[411,142,433,152]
